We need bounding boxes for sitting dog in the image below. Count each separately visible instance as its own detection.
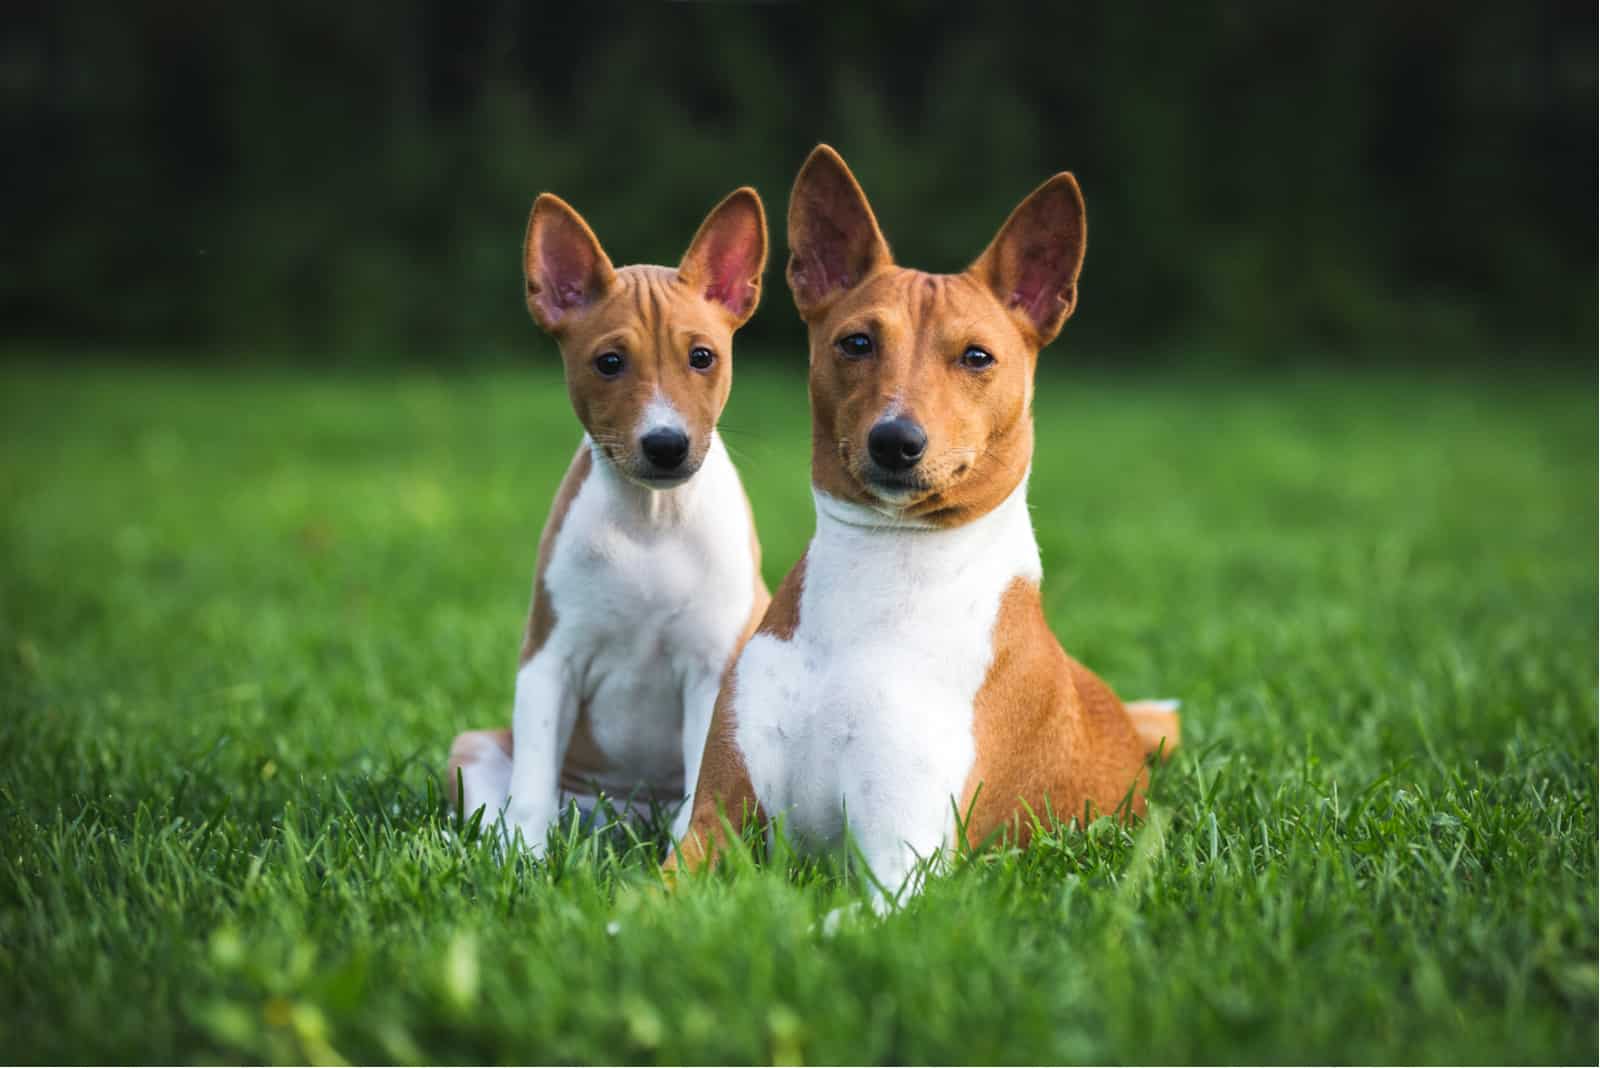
[668,147,1179,899]
[448,186,771,854]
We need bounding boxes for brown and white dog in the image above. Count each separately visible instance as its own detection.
[448,187,771,854]
[668,147,1179,901]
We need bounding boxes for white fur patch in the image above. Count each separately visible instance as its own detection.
[730,475,1041,900]
[636,390,687,439]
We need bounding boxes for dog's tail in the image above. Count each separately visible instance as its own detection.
[1126,699,1181,761]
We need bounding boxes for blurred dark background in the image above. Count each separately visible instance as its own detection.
[3,1,1594,364]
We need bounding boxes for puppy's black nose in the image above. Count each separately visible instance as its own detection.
[640,427,690,470]
[867,417,928,472]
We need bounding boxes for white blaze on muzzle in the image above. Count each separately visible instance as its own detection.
[637,390,688,442]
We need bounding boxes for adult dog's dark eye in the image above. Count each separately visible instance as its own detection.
[960,346,996,370]
[689,346,716,371]
[594,351,625,377]
[837,333,874,359]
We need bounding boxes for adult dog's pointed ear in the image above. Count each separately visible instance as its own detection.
[523,193,617,335]
[678,187,768,326]
[969,173,1087,346]
[786,145,893,318]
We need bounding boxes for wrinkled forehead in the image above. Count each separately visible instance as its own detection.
[562,266,732,356]
[817,268,1023,350]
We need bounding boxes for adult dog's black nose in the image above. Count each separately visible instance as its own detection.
[867,417,928,472]
[640,427,690,470]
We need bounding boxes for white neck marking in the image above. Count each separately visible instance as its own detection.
[808,473,1042,584]
[730,470,1041,894]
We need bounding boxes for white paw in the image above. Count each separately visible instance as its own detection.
[499,803,553,858]
[811,901,867,938]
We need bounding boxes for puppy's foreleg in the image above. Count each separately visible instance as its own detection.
[502,650,578,857]
[671,671,723,842]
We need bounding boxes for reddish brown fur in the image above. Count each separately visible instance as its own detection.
[525,188,766,481]
[803,269,1038,527]
[785,148,1084,529]
[959,580,1159,844]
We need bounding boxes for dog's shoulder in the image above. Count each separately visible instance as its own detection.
[520,441,594,663]
[961,577,1154,836]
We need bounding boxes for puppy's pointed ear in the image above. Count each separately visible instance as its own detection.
[523,194,617,334]
[969,173,1086,346]
[678,187,768,326]
[786,145,892,318]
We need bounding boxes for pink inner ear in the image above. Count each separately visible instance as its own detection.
[1009,241,1072,327]
[699,234,761,319]
[533,217,603,323]
[691,212,762,319]
[791,215,857,307]
[986,176,1084,336]
[788,150,888,310]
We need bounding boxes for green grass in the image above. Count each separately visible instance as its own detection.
[1,357,1595,1064]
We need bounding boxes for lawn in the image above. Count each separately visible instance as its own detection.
[1,356,1594,1064]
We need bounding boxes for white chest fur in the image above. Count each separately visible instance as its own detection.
[731,477,1041,894]
[536,433,757,794]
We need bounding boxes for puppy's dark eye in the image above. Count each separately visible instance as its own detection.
[837,333,874,359]
[688,346,716,371]
[960,346,996,370]
[594,351,625,377]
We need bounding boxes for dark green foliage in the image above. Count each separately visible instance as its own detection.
[3,4,1594,360]
[0,359,1593,1063]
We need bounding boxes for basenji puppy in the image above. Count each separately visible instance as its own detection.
[447,187,771,855]
[668,147,1179,901]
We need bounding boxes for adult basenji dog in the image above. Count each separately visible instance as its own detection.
[668,146,1179,901]
[447,187,771,855]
